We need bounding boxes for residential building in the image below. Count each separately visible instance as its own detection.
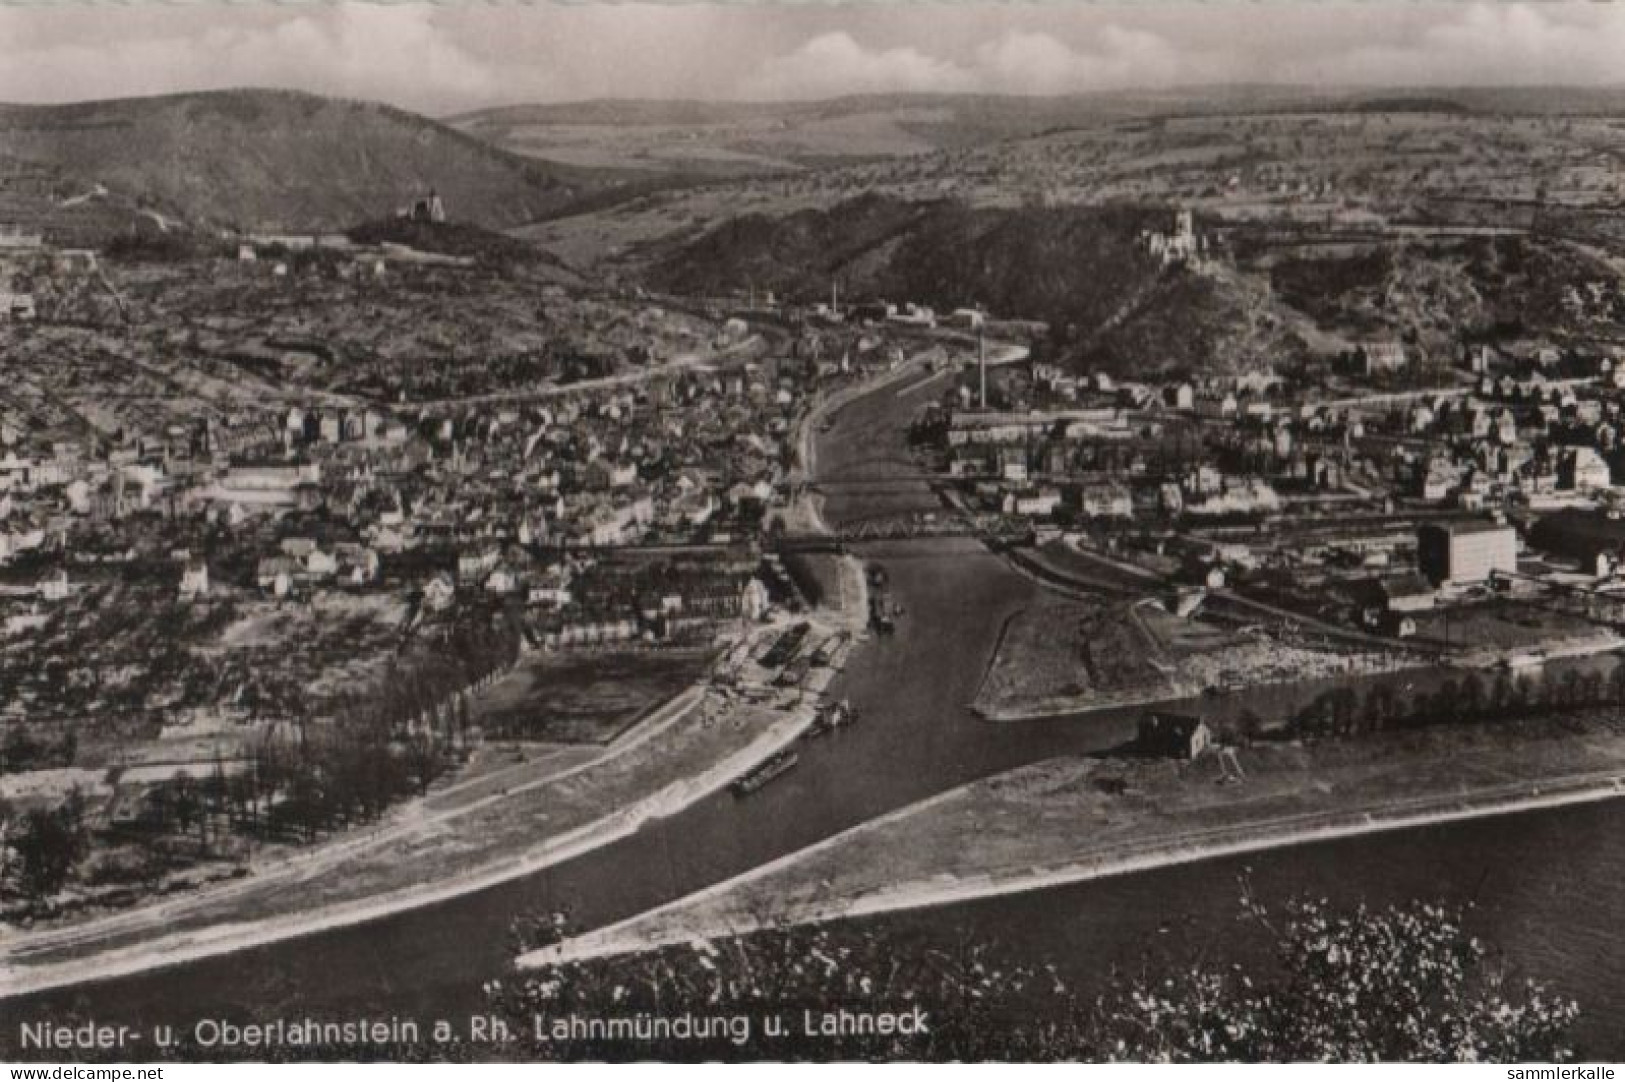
[1137,712,1213,759]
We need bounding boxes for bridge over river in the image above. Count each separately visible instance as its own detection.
[773,508,1034,550]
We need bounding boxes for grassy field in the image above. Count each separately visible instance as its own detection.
[974,595,1407,720]
[819,711,1625,890]
[1410,602,1609,652]
[974,601,1176,718]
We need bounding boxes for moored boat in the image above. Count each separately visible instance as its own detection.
[731,749,800,795]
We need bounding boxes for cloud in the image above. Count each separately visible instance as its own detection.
[1300,3,1625,86]
[736,3,1625,102]
[973,27,1204,95]
[4,2,1625,114]
[741,31,977,99]
[739,24,1222,101]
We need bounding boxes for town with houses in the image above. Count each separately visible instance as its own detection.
[7,189,1625,878]
[0,197,987,923]
[6,58,1625,1062]
[11,189,1625,906]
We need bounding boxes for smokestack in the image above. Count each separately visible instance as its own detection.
[979,333,988,410]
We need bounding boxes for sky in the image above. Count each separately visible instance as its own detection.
[1,2,1624,116]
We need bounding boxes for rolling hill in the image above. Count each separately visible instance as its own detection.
[447,90,1334,179]
[449,86,1625,182]
[636,193,1307,377]
[0,89,587,235]
[639,194,1174,322]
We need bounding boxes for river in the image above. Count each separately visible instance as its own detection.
[6,365,1624,1059]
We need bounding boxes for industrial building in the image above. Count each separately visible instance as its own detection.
[1417,521,1517,586]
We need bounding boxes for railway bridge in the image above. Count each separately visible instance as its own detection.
[772,510,1034,551]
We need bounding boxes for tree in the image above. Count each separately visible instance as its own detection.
[1550,669,1580,710]
[1607,663,1625,706]
[1431,678,1463,726]
[2,725,42,773]
[1296,687,1357,737]
[9,794,89,904]
[1490,674,1514,717]
[1458,673,1487,720]
[452,695,471,749]
[1576,670,1603,709]
[1232,709,1265,744]
[1328,685,1360,736]
[171,776,203,852]
[1363,680,1401,731]
[404,732,442,796]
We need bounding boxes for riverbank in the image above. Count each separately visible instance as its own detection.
[0,614,851,999]
[520,715,1625,968]
[0,318,953,1002]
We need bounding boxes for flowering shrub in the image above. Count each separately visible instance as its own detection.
[1093,890,1580,1062]
[488,919,1078,1060]
[491,890,1581,1062]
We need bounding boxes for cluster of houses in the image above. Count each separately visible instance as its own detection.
[1374,364,1625,510]
[254,537,380,598]
[947,325,1625,536]
[935,365,1303,526]
[2,304,932,665]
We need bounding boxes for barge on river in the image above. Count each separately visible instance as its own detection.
[731,749,800,796]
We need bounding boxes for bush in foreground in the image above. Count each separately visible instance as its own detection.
[486,891,1580,1062]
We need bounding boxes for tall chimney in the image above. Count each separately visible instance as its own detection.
[979,333,988,410]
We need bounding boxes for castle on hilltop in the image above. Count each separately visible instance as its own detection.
[399,190,446,225]
[1143,209,1211,270]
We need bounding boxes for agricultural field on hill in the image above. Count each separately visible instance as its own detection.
[75,255,713,405]
[526,107,1625,270]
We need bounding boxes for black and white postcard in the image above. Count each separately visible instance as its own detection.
[0,0,1619,1064]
